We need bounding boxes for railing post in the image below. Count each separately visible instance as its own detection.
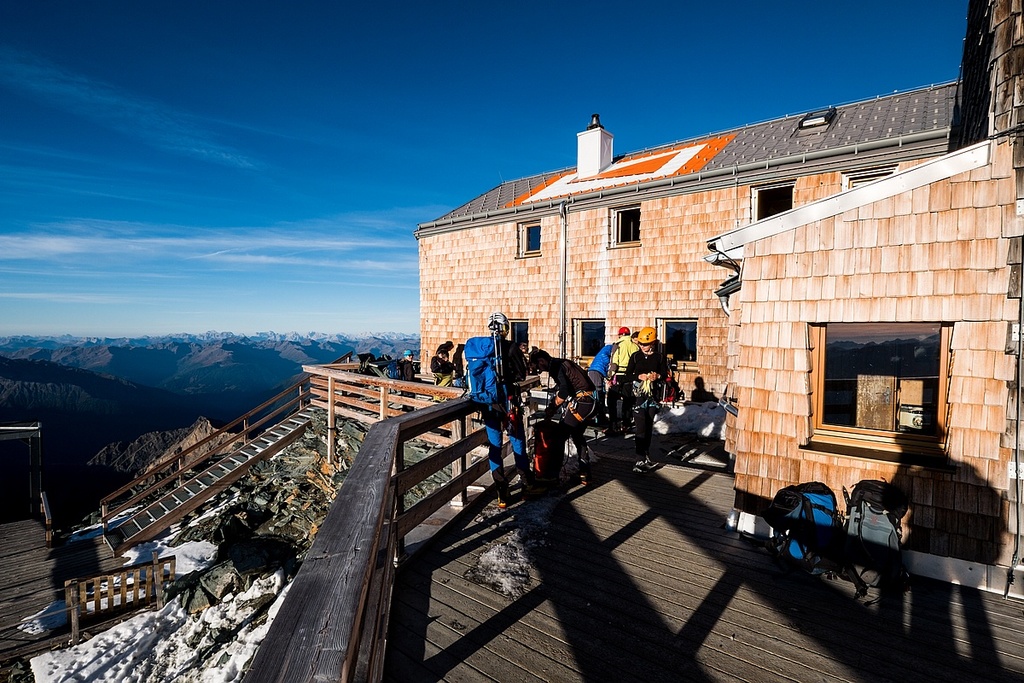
[379,386,387,421]
[66,579,80,645]
[327,376,337,466]
[395,437,406,559]
[152,551,165,609]
[450,417,468,508]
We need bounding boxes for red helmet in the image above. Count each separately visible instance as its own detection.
[618,327,630,335]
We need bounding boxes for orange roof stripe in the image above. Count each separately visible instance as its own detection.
[503,133,736,208]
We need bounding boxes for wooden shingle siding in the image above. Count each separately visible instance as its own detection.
[728,139,1021,568]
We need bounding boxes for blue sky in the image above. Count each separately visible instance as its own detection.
[0,1,969,337]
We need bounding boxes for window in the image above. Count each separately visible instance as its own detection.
[576,320,606,360]
[809,322,950,460]
[518,222,541,257]
[510,320,529,347]
[612,206,641,246]
[843,166,896,191]
[662,319,698,369]
[755,184,793,220]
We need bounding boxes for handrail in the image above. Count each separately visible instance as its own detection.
[242,381,540,683]
[101,380,310,506]
[100,380,311,530]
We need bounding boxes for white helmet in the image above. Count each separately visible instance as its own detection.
[488,311,510,337]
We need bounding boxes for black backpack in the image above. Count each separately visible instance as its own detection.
[762,482,843,576]
[842,479,909,597]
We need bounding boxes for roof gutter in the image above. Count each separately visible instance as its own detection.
[415,128,952,239]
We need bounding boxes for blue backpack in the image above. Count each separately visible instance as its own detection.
[762,481,843,576]
[385,359,401,380]
[464,336,504,406]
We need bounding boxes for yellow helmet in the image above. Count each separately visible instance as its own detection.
[637,326,657,344]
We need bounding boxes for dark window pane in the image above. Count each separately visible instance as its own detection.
[757,186,793,219]
[511,322,529,346]
[526,225,541,252]
[617,208,641,243]
[664,321,697,363]
[580,321,606,356]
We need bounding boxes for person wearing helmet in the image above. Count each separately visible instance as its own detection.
[605,326,639,436]
[479,311,532,506]
[398,349,418,382]
[624,326,669,473]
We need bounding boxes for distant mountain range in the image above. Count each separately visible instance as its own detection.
[0,332,419,525]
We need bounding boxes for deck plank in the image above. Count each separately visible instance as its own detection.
[0,520,124,662]
[386,454,1024,682]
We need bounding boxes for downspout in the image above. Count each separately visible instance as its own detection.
[1008,277,1023,597]
[559,201,568,358]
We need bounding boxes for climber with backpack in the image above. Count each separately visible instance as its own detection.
[464,311,536,508]
[528,348,597,486]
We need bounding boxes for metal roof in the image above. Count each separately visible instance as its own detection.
[419,82,958,233]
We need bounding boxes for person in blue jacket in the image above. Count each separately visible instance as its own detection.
[587,343,613,428]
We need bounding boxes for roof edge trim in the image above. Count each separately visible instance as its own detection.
[705,139,992,263]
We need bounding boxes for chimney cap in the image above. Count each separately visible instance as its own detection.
[587,113,603,130]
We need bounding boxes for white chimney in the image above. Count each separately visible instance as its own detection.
[576,113,613,179]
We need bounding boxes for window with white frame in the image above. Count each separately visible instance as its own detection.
[518,222,541,257]
[842,166,897,191]
[611,206,641,246]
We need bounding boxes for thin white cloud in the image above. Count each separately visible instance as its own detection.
[0,220,416,263]
[0,291,136,304]
[0,46,255,169]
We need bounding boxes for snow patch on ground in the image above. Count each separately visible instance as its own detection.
[465,495,562,599]
[30,572,290,683]
[654,401,726,440]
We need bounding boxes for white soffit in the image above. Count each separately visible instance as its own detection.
[706,139,992,262]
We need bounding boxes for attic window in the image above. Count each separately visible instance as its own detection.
[798,107,836,129]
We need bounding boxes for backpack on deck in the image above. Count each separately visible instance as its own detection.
[464,336,504,406]
[842,479,909,596]
[533,418,568,483]
[762,482,843,576]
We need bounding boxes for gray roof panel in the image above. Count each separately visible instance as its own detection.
[425,82,957,227]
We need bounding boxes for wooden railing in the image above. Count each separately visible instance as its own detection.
[243,375,540,683]
[100,380,312,531]
[65,552,175,644]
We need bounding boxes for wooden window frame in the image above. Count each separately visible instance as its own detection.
[806,323,951,462]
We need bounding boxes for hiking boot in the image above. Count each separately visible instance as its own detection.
[633,457,657,474]
[496,482,511,509]
[579,461,591,486]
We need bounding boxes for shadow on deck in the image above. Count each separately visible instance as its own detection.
[384,439,1024,682]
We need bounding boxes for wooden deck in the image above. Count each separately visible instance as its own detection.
[0,519,122,662]
[384,440,1024,682]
